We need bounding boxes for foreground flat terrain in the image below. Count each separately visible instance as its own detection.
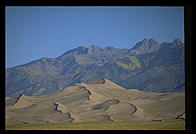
[6,120,185,130]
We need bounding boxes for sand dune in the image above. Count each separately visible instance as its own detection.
[91,99,120,111]
[10,95,34,109]
[87,78,125,90]
[176,112,185,120]
[76,83,107,104]
[6,78,185,124]
[54,101,81,122]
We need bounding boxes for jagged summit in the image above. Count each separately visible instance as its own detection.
[172,38,181,44]
[160,38,183,49]
[88,45,102,54]
[130,38,161,55]
[171,38,182,47]
[60,46,88,56]
[88,45,102,49]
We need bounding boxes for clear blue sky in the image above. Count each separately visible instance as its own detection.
[6,6,184,68]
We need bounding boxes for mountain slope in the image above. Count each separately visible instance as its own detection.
[6,79,185,124]
[6,38,184,96]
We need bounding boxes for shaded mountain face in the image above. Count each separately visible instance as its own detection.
[6,78,185,124]
[6,38,185,97]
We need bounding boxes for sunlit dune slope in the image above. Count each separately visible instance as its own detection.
[6,78,185,124]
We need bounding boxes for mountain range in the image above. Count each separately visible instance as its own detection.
[6,38,185,97]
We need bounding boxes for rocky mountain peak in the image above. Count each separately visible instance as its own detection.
[74,46,88,54]
[171,38,182,47]
[130,38,160,55]
[88,45,102,54]
[58,46,88,59]
[160,38,183,49]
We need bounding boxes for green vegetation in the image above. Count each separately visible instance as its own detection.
[6,120,185,130]
[115,56,141,71]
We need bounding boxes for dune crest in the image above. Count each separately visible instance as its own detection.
[88,78,125,90]
[54,101,69,114]
[176,112,185,120]
[13,95,33,108]
[54,101,81,122]
[76,83,107,104]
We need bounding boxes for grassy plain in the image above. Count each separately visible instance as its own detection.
[6,120,185,130]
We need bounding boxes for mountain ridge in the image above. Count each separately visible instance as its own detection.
[7,38,181,69]
[6,38,184,97]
